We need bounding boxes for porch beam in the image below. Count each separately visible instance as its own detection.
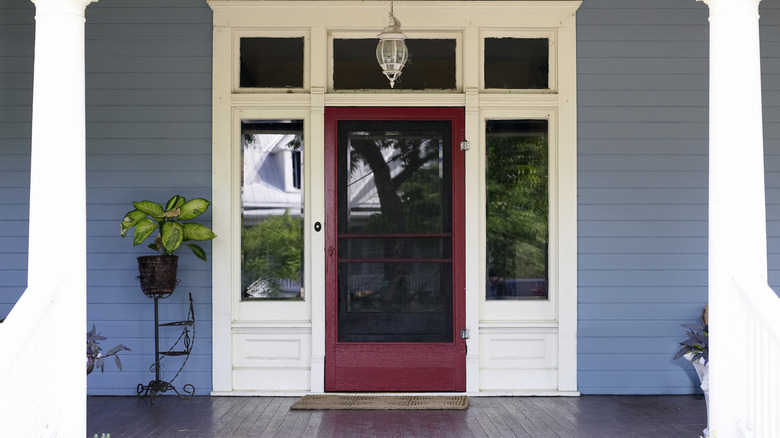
[699,0,766,436]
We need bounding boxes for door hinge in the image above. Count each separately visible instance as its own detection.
[460,140,470,151]
[460,329,470,339]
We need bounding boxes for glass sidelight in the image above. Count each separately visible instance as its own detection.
[485,119,549,300]
[241,120,304,300]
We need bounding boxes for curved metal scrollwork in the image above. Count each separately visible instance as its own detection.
[137,292,196,403]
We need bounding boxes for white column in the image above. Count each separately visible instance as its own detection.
[28,0,95,434]
[699,0,766,436]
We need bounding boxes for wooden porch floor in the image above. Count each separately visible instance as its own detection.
[88,395,706,437]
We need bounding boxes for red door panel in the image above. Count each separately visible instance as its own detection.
[324,107,466,391]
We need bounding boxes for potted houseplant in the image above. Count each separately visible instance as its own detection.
[120,195,216,297]
[674,306,709,437]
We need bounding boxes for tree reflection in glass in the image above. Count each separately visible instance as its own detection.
[241,120,304,300]
[337,121,453,342]
[486,120,549,300]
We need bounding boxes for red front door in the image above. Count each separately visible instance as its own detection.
[324,107,466,391]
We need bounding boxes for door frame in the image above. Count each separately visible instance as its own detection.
[324,107,467,391]
[209,1,580,395]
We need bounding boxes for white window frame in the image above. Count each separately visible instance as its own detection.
[231,108,311,323]
[479,108,558,323]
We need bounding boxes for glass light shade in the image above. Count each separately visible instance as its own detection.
[376,16,408,88]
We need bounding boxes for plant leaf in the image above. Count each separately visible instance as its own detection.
[188,243,207,261]
[120,210,146,237]
[673,347,688,360]
[165,195,186,213]
[106,345,126,356]
[178,198,210,220]
[133,219,158,246]
[163,207,181,218]
[114,355,123,372]
[133,200,165,222]
[161,222,184,254]
[182,223,216,241]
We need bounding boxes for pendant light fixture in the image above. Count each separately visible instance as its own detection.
[375,1,408,88]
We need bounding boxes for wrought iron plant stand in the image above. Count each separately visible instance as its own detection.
[136,279,196,402]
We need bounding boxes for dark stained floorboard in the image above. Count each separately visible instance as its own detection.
[87,395,706,437]
[490,398,533,438]
[302,411,323,438]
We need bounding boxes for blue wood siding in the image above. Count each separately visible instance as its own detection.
[764,5,780,291]
[0,0,213,395]
[577,0,711,395]
[0,0,34,323]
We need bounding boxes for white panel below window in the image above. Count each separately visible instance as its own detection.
[479,329,557,391]
[232,330,311,368]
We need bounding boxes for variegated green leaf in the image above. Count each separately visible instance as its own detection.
[161,222,184,254]
[182,222,217,241]
[133,218,158,246]
[133,200,164,222]
[165,195,186,212]
[178,198,210,220]
[120,210,146,237]
[188,243,208,261]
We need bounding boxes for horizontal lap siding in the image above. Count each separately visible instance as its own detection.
[576,0,710,394]
[763,6,780,291]
[0,1,33,321]
[84,0,213,395]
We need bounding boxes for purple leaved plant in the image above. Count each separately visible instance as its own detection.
[87,324,130,375]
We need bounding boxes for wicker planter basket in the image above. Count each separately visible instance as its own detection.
[137,255,178,298]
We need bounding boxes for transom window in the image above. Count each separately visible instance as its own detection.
[239,37,305,89]
[484,38,550,89]
[333,38,457,90]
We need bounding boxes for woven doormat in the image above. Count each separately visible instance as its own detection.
[290,394,469,410]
